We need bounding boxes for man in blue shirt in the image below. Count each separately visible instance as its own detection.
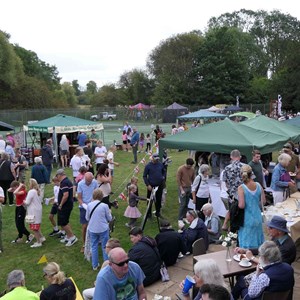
[94,247,146,300]
[130,127,140,164]
[143,154,166,217]
[77,132,87,147]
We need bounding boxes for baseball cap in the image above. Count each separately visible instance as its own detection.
[152,154,160,160]
[56,169,65,176]
[283,143,292,149]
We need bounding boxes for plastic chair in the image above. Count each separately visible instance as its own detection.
[192,238,206,265]
[261,290,291,300]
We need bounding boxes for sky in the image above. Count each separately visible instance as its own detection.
[1,0,300,89]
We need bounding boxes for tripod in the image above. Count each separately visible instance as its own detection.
[141,186,160,231]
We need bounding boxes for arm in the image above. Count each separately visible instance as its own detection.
[238,185,245,209]
[59,191,69,209]
[248,270,270,298]
[105,205,113,222]
[10,163,16,178]
[191,176,200,203]
[208,217,219,235]
[137,284,147,300]
[260,184,266,205]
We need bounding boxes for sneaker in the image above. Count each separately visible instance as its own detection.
[26,234,34,244]
[125,223,131,228]
[30,242,42,248]
[9,204,14,206]
[60,237,69,243]
[57,231,66,239]
[65,236,78,247]
[49,229,60,237]
[178,229,184,233]
[11,238,23,244]
[93,263,100,271]
[178,252,184,259]
[40,236,46,243]
[185,251,191,256]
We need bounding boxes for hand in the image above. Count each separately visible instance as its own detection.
[245,250,254,260]
[82,203,88,210]
[256,264,263,276]
[288,181,296,187]
[192,198,196,204]
[234,247,245,254]
[147,185,152,191]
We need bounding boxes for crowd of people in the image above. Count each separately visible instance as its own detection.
[0,123,298,299]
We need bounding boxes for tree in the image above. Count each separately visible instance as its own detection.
[147,31,204,105]
[61,82,77,107]
[194,27,265,105]
[118,69,154,104]
[91,84,120,107]
[14,45,61,89]
[72,79,81,96]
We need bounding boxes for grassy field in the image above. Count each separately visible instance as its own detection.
[0,147,188,294]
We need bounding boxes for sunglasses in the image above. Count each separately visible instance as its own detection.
[112,259,129,267]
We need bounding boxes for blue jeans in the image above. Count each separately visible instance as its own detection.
[89,230,109,268]
[45,165,52,183]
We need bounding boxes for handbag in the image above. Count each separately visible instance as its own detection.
[229,198,244,232]
[280,171,291,182]
[25,215,35,224]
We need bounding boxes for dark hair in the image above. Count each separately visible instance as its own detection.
[129,227,143,236]
[200,284,230,300]
[79,166,87,173]
[187,210,199,219]
[186,158,194,166]
[252,149,261,156]
[97,163,109,176]
[85,139,91,145]
[10,181,20,188]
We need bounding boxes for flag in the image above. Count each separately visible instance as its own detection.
[155,142,158,148]
[148,150,152,155]
[134,166,139,174]
[141,158,146,164]
[278,94,282,116]
[118,193,127,201]
[37,255,48,264]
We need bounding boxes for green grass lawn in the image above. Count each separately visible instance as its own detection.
[0,148,188,294]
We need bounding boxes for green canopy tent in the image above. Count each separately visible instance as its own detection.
[229,112,256,120]
[177,109,227,121]
[283,116,300,128]
[241,115,300,143]
[158,118,290,161]
[23,114,104,160]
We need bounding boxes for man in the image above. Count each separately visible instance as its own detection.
[200,284,231,300]
[123,121,132,133]
[130,127,140,164]
[155,219,186,266]
[222,149,244,231]
[77,131,87,147]
[77,172,98,252]
[1,270,39,300]
[89,129,99,151]
[176,158,195,222]
[235,215,296,265]
[202,203,221,244]
[0,134,6,152]
[128,227,161,287]
[248,149,268,188]
[5,141,15,161]
[143,153,166,217]
[41,139,54,183]
[94,247,147,299]
[56,169,78,247]
[5,132,15,148]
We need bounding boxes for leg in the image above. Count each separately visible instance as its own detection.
[89,231,100,269]
[0,209,3,251]
[39,184,45,202]
[60,155,64,168]
[178,190,190,220]
[222,211,230,230]
[82,223,88,246]
[49,214,56,227]
[99,229,109,261]
[195,197,209,220]
[154,183,164,216]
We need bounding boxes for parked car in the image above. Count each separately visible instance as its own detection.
[90,112,117,121]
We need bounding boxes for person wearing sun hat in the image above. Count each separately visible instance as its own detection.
[235,215,296,265]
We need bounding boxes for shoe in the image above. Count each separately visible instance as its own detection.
[57,232,66,239]
[30,242,42,248]
[40,236,46,243]
[178,252,184,259]
[11,238,23,244]
[109,191,114,195]
[178,229,184,233]
[185,251,191,256]
[93,263,100,271]
[125,223,132,228]
[65,236,78,247]
[131,161,137,164]
[60,237,69,243]
[49,229,60,237]
[26,234,34,244]
[9,204,14,206]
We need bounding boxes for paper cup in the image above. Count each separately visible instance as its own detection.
[44,198,50,206]
[182,275,195,294]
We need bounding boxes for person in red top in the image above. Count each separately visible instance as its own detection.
[8,181,33,243]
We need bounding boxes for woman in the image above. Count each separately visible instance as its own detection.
[31,156,48,202]
[94,140,107,171]
[0,152,16,205]
[270,153,295,204]
[85,189,112,270]
[41,262,76,300]
[24,179,45,248]
[59,134,69,168]
[182,210,208,253]
[232,241,294,300]
[96,163,112,207]
[70,147,90,180]
[191,164,210,220]
[237,164,265,249]
[180,259,231,300]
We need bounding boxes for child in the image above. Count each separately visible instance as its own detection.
[47,176,63,237]
[127,176,139,197]
[138,133,145,153]
[122,130,128,151]
[8,181,33,243]
[124,184,146,228]
[145,133,151,153]
[107,145,120,186]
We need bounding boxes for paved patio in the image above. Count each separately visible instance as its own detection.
[145,243,300,299]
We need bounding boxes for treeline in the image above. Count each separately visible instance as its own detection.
[1,9,300,110]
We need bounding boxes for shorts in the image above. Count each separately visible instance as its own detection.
[30,223,41,231]
[123,140,128,144]
[58,206,73,227]
[79,207,88,224]
[110,169,114,177]
[60,150,68,155]
[50,204,58,215]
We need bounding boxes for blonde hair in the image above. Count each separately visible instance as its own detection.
[43,262,65,285]
[278,153,291,166]
[93,188,104,201]
[29,178,40,196]
[241,164,252,183]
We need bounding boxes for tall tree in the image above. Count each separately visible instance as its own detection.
[91,84,120,107]
[147,31,203,105]
[61,82,77,107]
[72,79,81,96]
